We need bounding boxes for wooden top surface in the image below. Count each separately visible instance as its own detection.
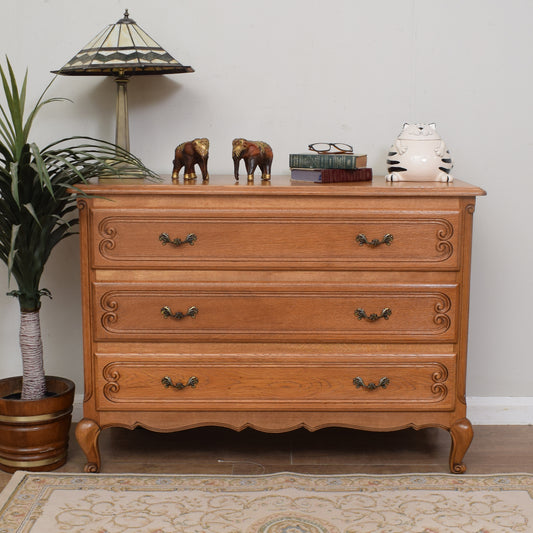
[79,175,486,197]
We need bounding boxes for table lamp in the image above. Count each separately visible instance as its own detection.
[53,10,194,152]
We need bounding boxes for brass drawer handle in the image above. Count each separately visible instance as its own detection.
[161,376,199,390]
[355,307,392,321]
[353,377,390,390]
[161,306,199,320]
[356,233,393,247]
[159,232,197,247]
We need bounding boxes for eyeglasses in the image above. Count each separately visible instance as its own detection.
[308,142,353,154]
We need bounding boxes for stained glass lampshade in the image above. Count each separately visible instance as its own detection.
[53,10,194,151]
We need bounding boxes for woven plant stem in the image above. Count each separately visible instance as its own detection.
[20,310,46,400]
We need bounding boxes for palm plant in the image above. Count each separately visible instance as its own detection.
[0,58,155,401]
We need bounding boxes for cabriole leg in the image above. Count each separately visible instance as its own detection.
[75,418,102,473]
[449,417,474,474]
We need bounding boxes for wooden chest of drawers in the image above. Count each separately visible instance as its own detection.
[76,175,485,473]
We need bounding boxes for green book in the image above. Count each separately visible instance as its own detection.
[289,153,367,169]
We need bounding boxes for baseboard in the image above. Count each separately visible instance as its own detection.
[73,395,84,423]
[467,397,533,425]
[71,395,533,425]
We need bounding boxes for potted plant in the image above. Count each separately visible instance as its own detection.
[0,58,154,472]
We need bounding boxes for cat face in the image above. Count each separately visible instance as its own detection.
[398,123,441,140]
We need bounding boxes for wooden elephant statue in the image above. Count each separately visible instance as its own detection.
[172,138,209,181]
[232,138,273,181]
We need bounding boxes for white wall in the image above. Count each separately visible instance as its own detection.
[1,1,532,407]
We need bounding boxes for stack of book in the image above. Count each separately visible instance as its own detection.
[289,153,372,183]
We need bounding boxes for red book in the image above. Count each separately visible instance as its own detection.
[321,168,372,183]
[291,168,372,183]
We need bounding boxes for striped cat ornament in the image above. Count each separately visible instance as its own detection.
[386,123,453,182]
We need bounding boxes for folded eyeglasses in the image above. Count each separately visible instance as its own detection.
[308,142,353,154]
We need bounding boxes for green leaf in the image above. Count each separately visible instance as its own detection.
[0,103,16,150]
[4,59,25,156]
[39,288,52,299]
[7,223,19,279]
[29,143,54,196]
[9,161,19,207]
[0,62,15,122]
[23,202,41,227]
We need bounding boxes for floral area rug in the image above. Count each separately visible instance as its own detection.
[0,471,531,532]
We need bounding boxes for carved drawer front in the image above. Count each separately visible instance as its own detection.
[93,282,459,343]
[91,210,460,270]
[95,355,456,411]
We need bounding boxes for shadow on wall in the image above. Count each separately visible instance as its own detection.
[128,75,185,111]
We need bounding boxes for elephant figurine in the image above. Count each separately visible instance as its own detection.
[232,138,273,181]
[172,138,209,181]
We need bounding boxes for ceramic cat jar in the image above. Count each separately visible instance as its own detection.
[385,123,453,182]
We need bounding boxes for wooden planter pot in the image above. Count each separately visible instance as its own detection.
[0,376,75,473]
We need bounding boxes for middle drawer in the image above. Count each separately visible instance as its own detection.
[93,282,458,343]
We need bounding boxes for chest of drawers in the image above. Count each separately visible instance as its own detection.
[76,175,485,473]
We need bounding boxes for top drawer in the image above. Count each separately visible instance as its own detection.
[89,210,461,271]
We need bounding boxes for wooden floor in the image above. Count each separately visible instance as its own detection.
[1,425,532,489]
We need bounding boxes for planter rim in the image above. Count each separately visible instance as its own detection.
[0,376,75,416]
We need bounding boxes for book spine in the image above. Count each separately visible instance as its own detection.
[321,168,373,183]
[289,154,367,169]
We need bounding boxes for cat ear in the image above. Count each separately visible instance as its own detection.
[429,123,436,129]
[402,123,409,130]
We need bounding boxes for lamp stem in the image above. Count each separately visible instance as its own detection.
[114,76,130,152]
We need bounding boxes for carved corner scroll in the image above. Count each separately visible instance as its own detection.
[98,218,118,254]
[431,364,449,401]
[103,365,121,399]
[433,293,452,332]
[100,293,119,331]
[434,218,454,260]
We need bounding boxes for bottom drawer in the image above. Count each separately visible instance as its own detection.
[96,355,456,411]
